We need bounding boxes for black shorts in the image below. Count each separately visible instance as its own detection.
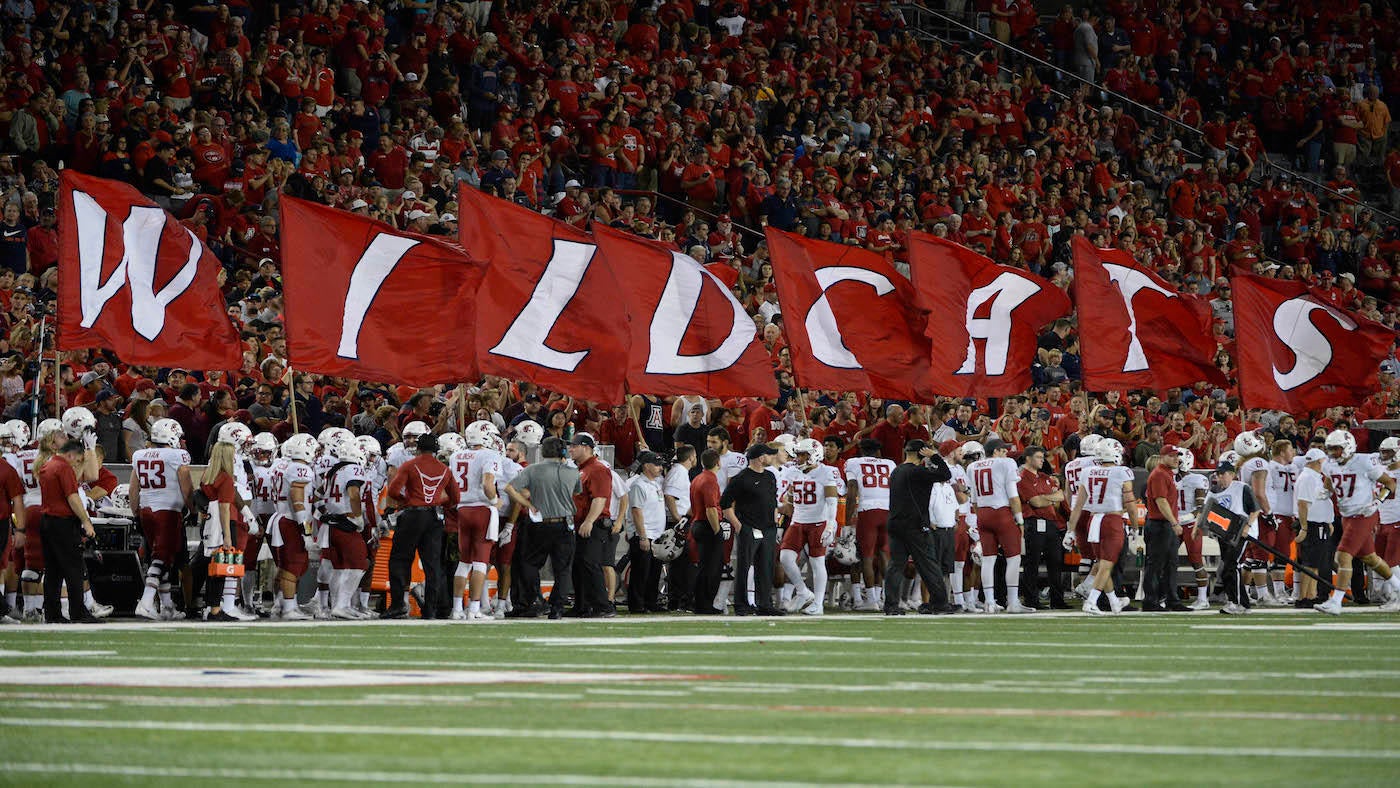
[602,528,621,568]
[1298,522,1332,570]
[933,528,956,575]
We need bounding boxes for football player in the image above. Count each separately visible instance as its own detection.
[10,420,48,621]
[1063,433,1102,600]
[1173,447,1212,610]
[1377,437,1400,601]
[130,418,194,621]
[1236,431,1283,606]
[1210,460,1261,615]
[966,437,1032,613]
[0,423,24,623]
[1265,440,1306,602]
[844,438,895,612]
[943,441,976,612]
[1317,430,1400,615]
[492,435,527,617]
[246,432,280,613]
[355,435,386,616]
[777,438,839,615]
[269,434,318,619]
[448,424,503,620]
[387,421,430,474]
[1067,438,1139,615]
[319,437,371,619]
[310,427,355,617]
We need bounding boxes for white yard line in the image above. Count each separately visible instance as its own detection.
[0,762,923,788]
[2,718,1396,761]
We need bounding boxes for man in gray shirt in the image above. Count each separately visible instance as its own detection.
[249,383,286,432]
[504,435,580,619]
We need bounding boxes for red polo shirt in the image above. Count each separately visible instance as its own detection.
[39,455,81,518]
[574,455,613,523]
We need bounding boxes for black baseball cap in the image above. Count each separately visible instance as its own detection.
[746,443,777,460]
[637,451,663,466]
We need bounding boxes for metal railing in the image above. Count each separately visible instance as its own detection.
[896,3,1400,226]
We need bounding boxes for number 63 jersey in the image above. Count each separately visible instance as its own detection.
[129,446,191,511]
[844,456,896,512]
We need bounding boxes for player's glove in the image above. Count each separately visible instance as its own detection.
[967,523,980,543]
[970,543,983,567]
[499,523,514,546]
[839,525,854,540]
[82,427,97,451]
[1062,531,1076,551]
[820,523,837,547]
[1259,512,1277,530]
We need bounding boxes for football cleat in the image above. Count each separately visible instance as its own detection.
[1073,578,1094,599]
[1256,593,1286,608]
[1313,599,1343,616]
[225,605,258,622]
[89,602,113,619]
[783,588,814,613]
[1082,600,1107,616]
[800,602,822,616]
[467,611,492,621]
[21,608,43,624]
[160,608,186,621]
[983,600,1004,614]
[0,613,19,625]
[1219,602,1249,615]
[281,607,313,621]
[449,610,467,621]
[1108,595,1127,614]
[1188,598,1212,611]
[331,608,362,620]
[855,599,882,612]
[1378,598,1400,613]
[1005,600,1036,614]
[135,600,161,621]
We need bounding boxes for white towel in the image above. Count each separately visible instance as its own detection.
[1087,513,1105,543]
[486,507,500,542]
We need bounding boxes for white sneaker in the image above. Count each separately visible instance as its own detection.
[21,609,42,624]
[1314,599,1343,616]
[449,610,467,621]
[467,611,492,621]
[800,602,822,616]
[0,613,18,625]
[1188,598,1212,611]
[135,599,161,620]
[899,598,918,612]
[1073,579,1094,599]
[1219,602,1249,615]
[280,607,313,621]
[1005,600,1035,614]
[89,602,113,619]
[783,588,814,613]
[1082,600,1107,616]
[1378,598,1400,613]
[1108,595,1127,614]
[332,608,362,620]
[354,607,378,619]
[855,599,882,612]
[1257,593,1287,608]
[226,605,258,622]
[983,600,1003,614]
[160,608,186,621]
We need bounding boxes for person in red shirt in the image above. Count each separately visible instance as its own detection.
[385,432,459,619]
[0,447,24,621]
[1141,446,1185,612]
[863,403,910,461]
[689,448,724,614]
[366,135,409,190]
[38,439,97,623]
[568,433,614,617]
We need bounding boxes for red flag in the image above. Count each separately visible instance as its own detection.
[457,186,629,403]
[765,228,930,399]
[1072,236,1227,391]
[1232,273,1394,412]
[591,224,777,398]
[279,197,483,387]
[909,233,1070,398]
[57,171,240,369]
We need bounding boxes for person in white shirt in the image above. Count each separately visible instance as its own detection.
[1066,438,1139,615]
[626,452,667,613]
[966,437,1031,614]
[661,445,697,612]
[1235,431,1280,606]
[1293,448,1335,608]
[1173,447,1212,610]
[777,438,840,615]
[1265,440,1307,601]
[844,438,896,611]
[1316,430,1400,615]
[1209,460,1262,615]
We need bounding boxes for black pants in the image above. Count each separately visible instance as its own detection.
[1218,537,1247,606]
[1023,519,1066,606]
[388,509,444,618]
[41,515,89,622]
[626,536,661,611]
[885,527,946,611]
[733,525,776,611]
[665,556,695,611]
[517,520,574,612]
[571,518,611,613]
[692,523,724,612]
[1142,519,1181,608]
[0,523,9,616]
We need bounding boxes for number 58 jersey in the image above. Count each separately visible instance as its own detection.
[844,456,896,512]
[130,446,191,512]
[786,464,840,523]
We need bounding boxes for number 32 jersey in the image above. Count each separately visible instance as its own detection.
[130,447,191,511]
[844,457,895,512]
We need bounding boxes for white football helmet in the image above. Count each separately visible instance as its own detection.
[468,419,501,437]
[437,432,466,459]
[318,427,353,456]
[61,406,96,439]
[282,433,319,463]
[1379,436,1400,462]
[356,435,382,458]
[251,432,279,458]
[1095,438,1124,466]
[109,483,131,515]
[650,528,685,561]
[36,417,64,445]
[794,437,822,468]
[402,421,430,446]
[1325,429,1357,462]
[1218,450,1240,469]
[488,434,506,454]
[1233,431,1266,457]
[1078,434,1103,460]
[514,420,543,447]
[1175,446,1195,473]
[772,433,797,455]
[217,421,253,450]
[333,438,366,465]
[0,421,11,449]
[462,424,488,448]
[4,419,29,448]
[148,418,184,448]
[829,530,859,566]
[961,441,985,461]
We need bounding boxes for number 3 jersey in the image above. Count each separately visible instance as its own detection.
[843,456,895,512]
[449,447,503,507]
[129,446,192,511]
[782,464,841,523]
[1080,465,1135,513]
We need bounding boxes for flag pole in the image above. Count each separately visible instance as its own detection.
[286,364,299,435]
[52,333,60,420]
[457,383,468,432]
[31,316,46,434]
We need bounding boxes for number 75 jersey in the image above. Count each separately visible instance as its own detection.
[844,456,896,512]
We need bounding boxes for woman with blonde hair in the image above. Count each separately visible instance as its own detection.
[200,441,254,621]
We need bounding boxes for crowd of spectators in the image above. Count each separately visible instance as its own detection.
[0,0,1397,474]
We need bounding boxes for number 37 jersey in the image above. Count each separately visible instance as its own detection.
[844,457,896,512]
[130,447,191,511]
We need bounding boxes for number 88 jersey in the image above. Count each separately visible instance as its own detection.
[843,456,895,512]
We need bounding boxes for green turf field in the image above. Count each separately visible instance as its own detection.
[1,611,1398,787]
